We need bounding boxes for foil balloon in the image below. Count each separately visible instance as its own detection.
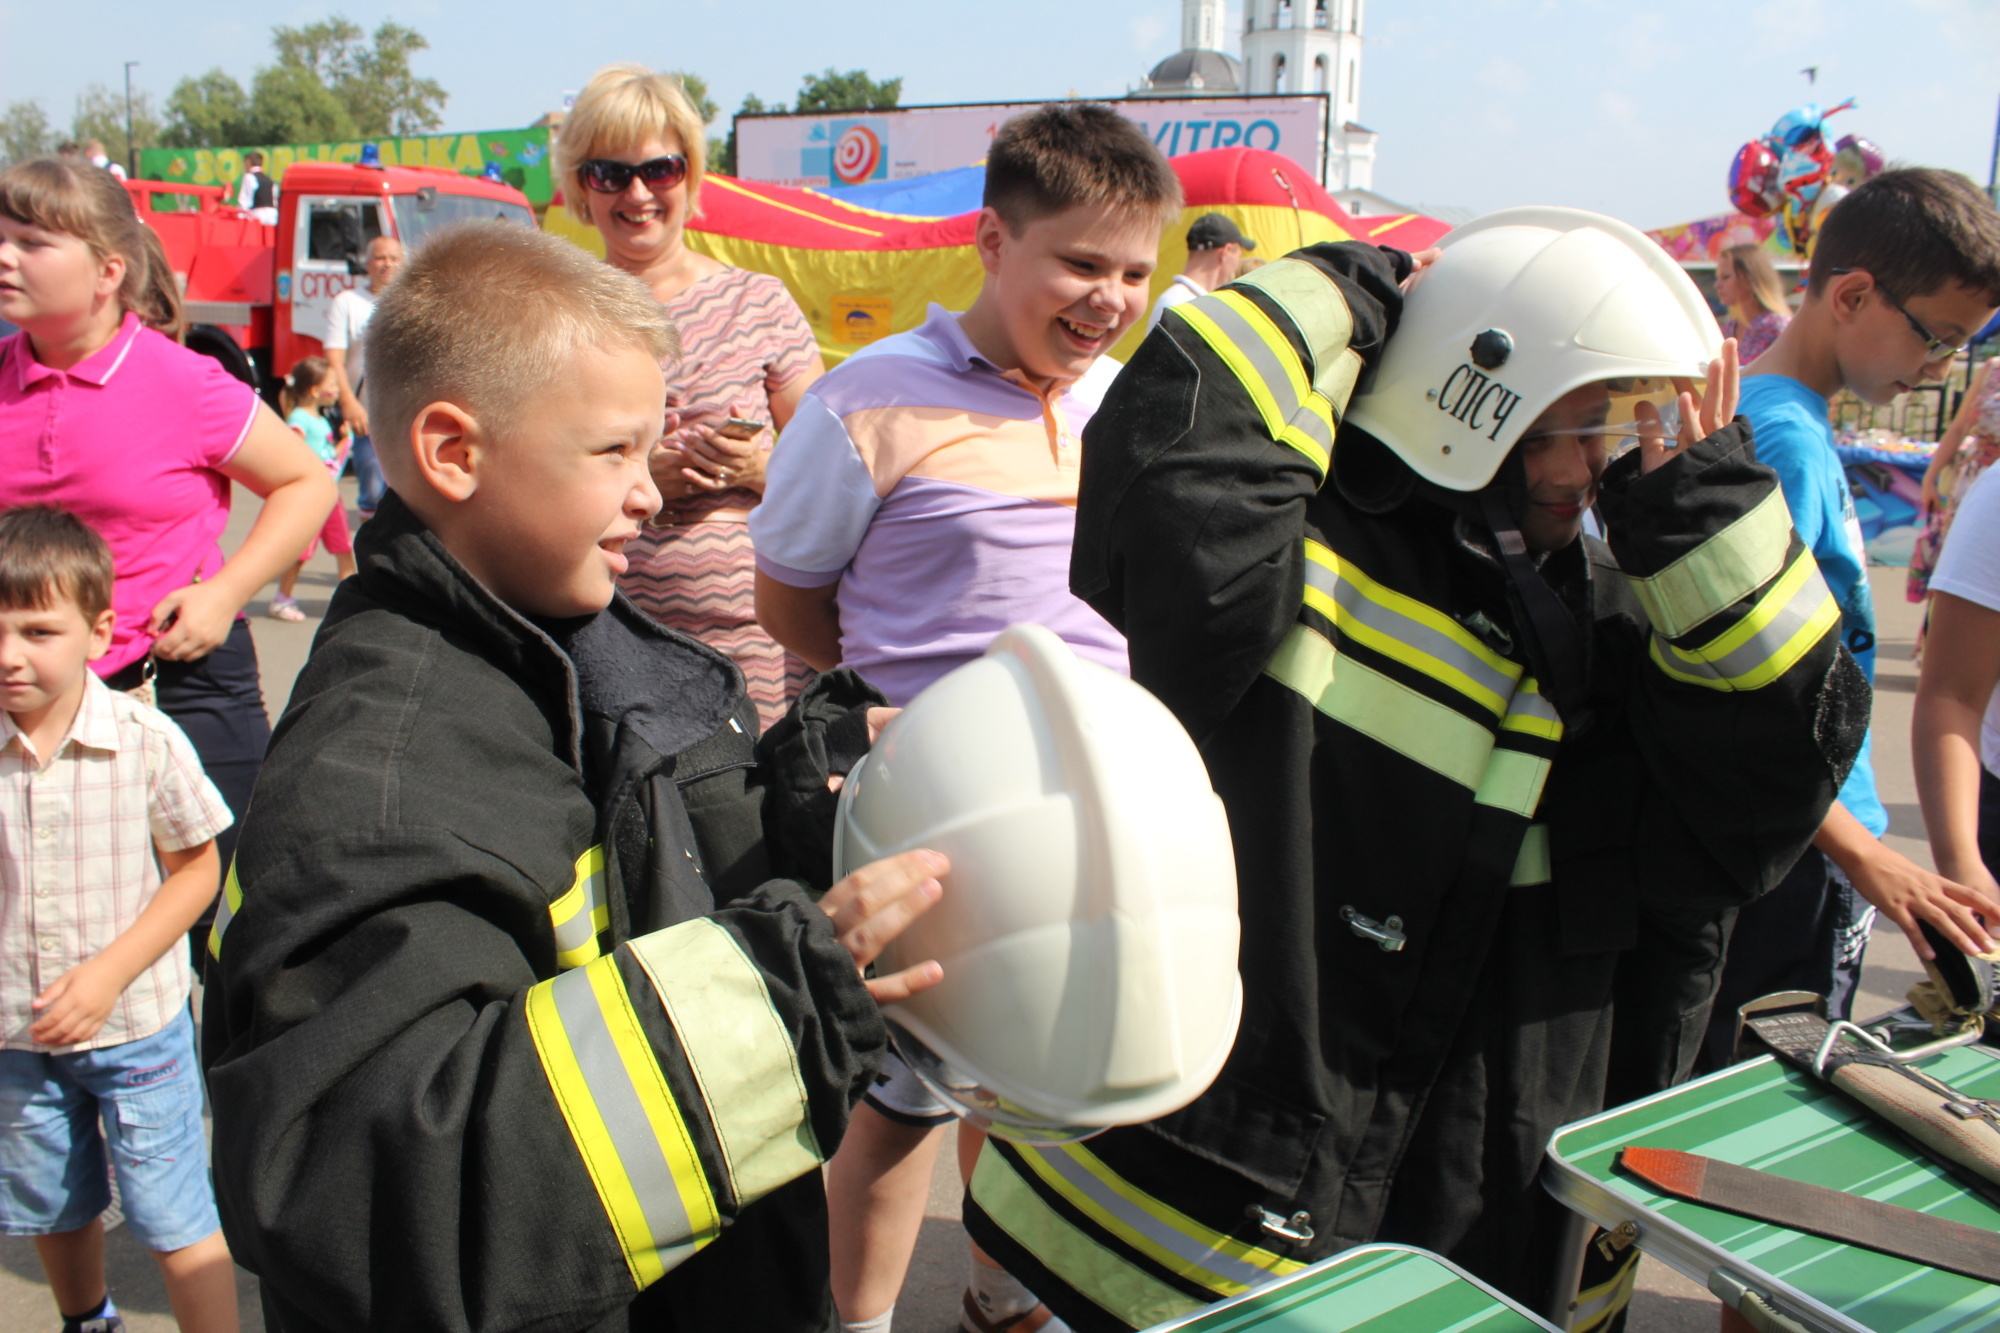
[1832,134,1885,188]
[1729,140,1784,218]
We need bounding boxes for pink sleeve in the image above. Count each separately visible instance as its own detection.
[174,340,262,468]
[753,275,820,392]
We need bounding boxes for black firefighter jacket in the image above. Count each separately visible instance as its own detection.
[962,243,1867,1328]
[202,494,887,1333]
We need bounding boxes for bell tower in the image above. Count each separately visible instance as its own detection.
[1183,0,1227,52]
[1239,0,1372,189]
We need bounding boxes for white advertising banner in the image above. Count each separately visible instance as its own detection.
[734,96,1330,190]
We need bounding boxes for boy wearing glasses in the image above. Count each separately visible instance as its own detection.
[1700,168,2000,1069]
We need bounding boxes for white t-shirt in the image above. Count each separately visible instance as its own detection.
[1144,274,1207,334]
[323,286,378,389]
[1929,464,2000,774]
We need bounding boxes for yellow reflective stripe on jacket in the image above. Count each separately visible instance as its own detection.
[1624,487,1792,639]
[626,919,822,1208]
[1571,1250,1641,1333]
[1017,1143,1305,1297]
[1268,623,1499,789]
[1508,825,1551,887]
[525,952,719,1288]
[1230,259,1366,411]
[206,859,243,960]
[1268,625,1557,818]
[970,1147,1203,1328]
[1499,678,1563,741]
[1649,552,1838,692]
[1170,291,1335,476]
[550,845,611,970]
[1302,540,1522,716]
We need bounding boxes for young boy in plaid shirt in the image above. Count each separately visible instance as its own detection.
[0,506,238,1333]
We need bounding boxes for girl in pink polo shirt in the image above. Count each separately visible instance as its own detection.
[0,159,337,936]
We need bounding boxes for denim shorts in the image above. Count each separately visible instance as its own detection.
[0,1008,220,1251]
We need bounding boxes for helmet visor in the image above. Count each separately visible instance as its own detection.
[888,1024,1108,1146]
[1519,377,1683,462]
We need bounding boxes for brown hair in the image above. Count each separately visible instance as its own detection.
[281,356,334,418]
[365,220,679,480]
[557,64,709,216]
[0,505,115,621]
[0,157,185,341]
[1720,244,1791,320]
[1809,168,2000,304]
[983,103,1183,234]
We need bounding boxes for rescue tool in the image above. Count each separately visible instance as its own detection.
[1617,1147,2000,1285]
[1745,1008,2000,1193]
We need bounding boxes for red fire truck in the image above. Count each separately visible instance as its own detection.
[128,162,534,394]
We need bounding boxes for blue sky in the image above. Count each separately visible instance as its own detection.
[2,0,1994,229]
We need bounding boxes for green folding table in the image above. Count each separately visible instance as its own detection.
[1141,1244,1560,1332]
[1543,1042,2000,1332]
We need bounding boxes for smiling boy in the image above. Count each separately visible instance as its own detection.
[1699,169,2000,1069]
[201,222,950,1333]
[751,102,1182,1333]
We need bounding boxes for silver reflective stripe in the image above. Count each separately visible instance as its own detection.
[1652,556,1837,692]
[1032,1146,1297,1291]
[548,964,700,1269]
[552,846,609,969]
[1301,547,1521,715]
[1624,487,1792,639]
[206,861,242,959]
[1171,293,1336,469]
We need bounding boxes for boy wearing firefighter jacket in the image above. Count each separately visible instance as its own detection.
[200,223,949,1333]
[962,211,1868,1327]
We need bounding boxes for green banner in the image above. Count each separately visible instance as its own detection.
[138,126,555,207]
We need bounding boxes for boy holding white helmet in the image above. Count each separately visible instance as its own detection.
[962,214,1865,1329]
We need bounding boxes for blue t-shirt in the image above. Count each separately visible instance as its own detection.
[1739,374,1887,836]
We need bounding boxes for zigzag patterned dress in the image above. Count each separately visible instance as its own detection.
[618,267,819,730]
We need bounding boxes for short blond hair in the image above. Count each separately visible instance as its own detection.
[364,221,678,479]
[557,64,709,216]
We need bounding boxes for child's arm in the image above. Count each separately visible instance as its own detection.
[29,838,221,1047]
[756,571,842,671]
[1914,591,2000,902]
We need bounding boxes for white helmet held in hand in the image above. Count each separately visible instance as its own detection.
[833,625,1242,1144]
[1345,206,1724,492]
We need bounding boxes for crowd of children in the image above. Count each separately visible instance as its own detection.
[2,84,2000,1333]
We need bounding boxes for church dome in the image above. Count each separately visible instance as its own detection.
[1137,48,1243,97]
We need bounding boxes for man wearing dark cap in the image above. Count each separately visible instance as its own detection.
[1144,213,1256,332]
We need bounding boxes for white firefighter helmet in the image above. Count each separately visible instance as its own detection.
[833,624,1241,1144]
[1344,206,1724,492]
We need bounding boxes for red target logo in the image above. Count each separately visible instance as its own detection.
[833,125,882,185]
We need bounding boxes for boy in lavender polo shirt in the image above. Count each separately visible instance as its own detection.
[753,104,1183,1333]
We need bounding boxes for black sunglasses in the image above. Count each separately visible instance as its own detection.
[581,154,689,194]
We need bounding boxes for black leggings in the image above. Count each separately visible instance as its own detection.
[106,618,271,966]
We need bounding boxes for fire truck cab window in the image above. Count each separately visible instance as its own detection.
[306,204,383,266]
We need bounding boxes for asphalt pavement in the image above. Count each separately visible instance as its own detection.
[0,482,1938,1331]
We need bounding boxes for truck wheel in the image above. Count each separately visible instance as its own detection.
[185,324,263,396]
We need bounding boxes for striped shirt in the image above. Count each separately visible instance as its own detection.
[653,266,819,524]
[1,673,233,1051]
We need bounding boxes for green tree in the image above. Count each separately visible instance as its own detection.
[0,100,53,166]
[341,21,448,135]
[72,84,161,168]
[160,70,254,148]
[793,69,901,114]
[158,16,447,151]
[248,60,357,145]
[669,71,727,172]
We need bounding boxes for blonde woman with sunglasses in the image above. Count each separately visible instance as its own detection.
[559,64,827,729]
